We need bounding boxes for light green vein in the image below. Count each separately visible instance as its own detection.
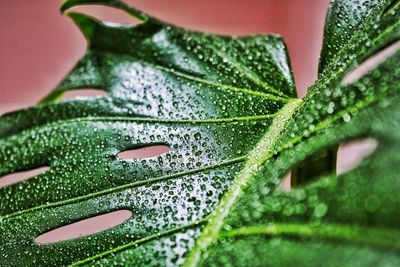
[103,35,290,100]
[0,114,275,141]
[55,49,289,104]
[0,114,275,219]
[222,223,400,251]
[68,114,276,124]
[383,0,400,15]
[69,218,208,266]
[155,64,289,102]
[278,89,394,153]
[314,10,400,98]
[183,99,302,267]
[0,156,246,221]
[203,39,288,98]
[122,51,290,101]
[77,39,289,102]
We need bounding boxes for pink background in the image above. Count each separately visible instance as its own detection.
[0,0,330,114]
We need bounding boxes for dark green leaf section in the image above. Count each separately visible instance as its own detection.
[319,0,391,73]
[279,4,400,159]
[199,12,400,267]
[0,0,297,266]
[1,0,399,266]
[204,237,400,267]
[291,0,400,185]
[204,96,400,266]
[296,0,397,182]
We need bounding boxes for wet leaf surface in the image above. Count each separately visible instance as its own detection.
[0,0,399,266]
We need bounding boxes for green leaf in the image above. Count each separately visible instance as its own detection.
[0,0,399,266]
[318,0,392,73]
[292,0,396,185]
[0,0,296,266]
[185,1,400,266]
[201,97,400,267]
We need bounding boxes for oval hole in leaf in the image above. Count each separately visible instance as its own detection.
[284,138,376,191]
[279,172,292,192]
[337,138,377,175]
[68,5,141,26]
[35,210,132,244]
[0,166,50,189]
[342,39,400,85]
[289,148,336,190]
[118,145,170,160]
[59,88,107,101]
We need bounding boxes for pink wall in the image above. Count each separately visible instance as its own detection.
[0,0,330,114]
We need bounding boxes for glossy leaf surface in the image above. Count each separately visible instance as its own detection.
[0,0,294,266]
[187,1,400,266]
[0,0,399,266]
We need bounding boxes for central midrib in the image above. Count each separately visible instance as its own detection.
[183,99,302,266]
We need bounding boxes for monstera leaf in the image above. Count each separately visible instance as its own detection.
[0,0,399,266]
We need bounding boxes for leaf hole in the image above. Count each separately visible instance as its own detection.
[59,88,107,101]
[118,144,170,160]
[342,39,400,85]
[67,4,141,26]
[337,138,377,175]
[281,137,377,193]
[279,171,292,192]
[0,166,50,189]
[35,209,132,244]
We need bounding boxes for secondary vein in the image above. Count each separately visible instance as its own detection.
[156,64,289,102]
[0,156,246,221]
[222,223,400,251]
[70,219,208,266]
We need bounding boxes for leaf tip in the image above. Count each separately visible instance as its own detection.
[66,12,99,42]
[60,0,79,13]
